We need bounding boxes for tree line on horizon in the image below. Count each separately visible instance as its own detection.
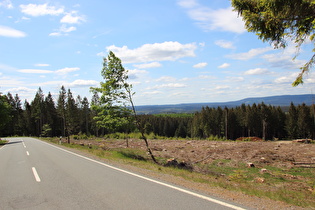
[0,87,314,140]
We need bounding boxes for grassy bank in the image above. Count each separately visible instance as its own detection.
[41,137,315,208]
[0,139,8,145]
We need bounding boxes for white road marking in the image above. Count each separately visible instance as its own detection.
[32,167,41,182]
[22,142,26,148]
[38,139,245,210]
[26,151,30,156]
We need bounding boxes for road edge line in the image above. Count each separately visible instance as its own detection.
[37,138,246,210]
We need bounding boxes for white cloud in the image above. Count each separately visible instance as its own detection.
[149,83,187,89]
[199,42,205,47]
[67,79,98,87]
[198,75,216,79]
[0,63,16,71]
[31,80,65,87]
[35,63,50,67]
[193,62,207,68]
[49,24,76,36]
[244,68,270,75]
[177,0,198,8]
[20,3,64,16]
[275,72,299,84]
[128,69,148,79]
[262,45,306,70]
[133,62,162,69]
[215,40,235,49]
[104,41,197,63]
[215,85,230,90]
[61,11,86,24]
[156,76,176,82]
[0,0,13,9]
[96,52,106,57]
[0,25,26,38]
[227,47,272,60]
[55,67,80,75]
[49,32,62,37]
[218,63,230,69]
[19,4,85,36]
[18,67,79,75]
[5,87,36,94]
[0,77,24,87]
[178,0,246,34]
[142,90,162,95]
[226,76,244,82]
[18,69,53,74]
[60,25,76,33]
[160,83,187,88]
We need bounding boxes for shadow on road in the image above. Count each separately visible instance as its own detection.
[5,141,23,145]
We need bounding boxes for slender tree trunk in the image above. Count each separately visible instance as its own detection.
[127,90,158,164]
[262,120,267,140]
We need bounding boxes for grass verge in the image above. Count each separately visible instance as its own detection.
[41,137,315,208]
[0,140,8,145]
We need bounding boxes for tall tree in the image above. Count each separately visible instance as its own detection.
[90,92,101,136]
[44,92,58,137]
[23,100,33,136]
[66,89,79,138]
[31,88,44,136]
[81,97,90,135]
[286,102,299,139]
[57,86,67,137]
[91,51,157,163]
[13,94,23,135]
[297,103,312,138]
[6,93,16,135]
[0,94,11,136]
[231,0,315,86]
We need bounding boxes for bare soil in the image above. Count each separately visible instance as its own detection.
[71,138,315,209]
[77,138,315,169]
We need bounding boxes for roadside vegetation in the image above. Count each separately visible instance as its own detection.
[42,137,315,208]
[0,139,8,145]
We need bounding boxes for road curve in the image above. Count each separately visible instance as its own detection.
[0,137,248,210]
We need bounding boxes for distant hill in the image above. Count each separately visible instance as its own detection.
[135,94,315,114]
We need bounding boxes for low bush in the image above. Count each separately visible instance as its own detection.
[0,139,8,145]
[236,137,264,142]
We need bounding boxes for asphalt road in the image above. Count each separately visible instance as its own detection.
[0,137,247,210]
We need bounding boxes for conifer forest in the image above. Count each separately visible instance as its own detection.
[1,87,314,140]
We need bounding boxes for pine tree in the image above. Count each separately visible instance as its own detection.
[44,92,58,137]
[31,88,44,136]
[66,89,79,138]
[286,102,299,139]
[57,86,67,137]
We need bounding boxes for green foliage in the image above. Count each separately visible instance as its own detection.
[207,135,227,141]
[90,51,133,132]
[231,0,315,85]
[41,124,52,137]
[154,113,194,118]
[0,139,8,145]
[0,94,11,132]
[71,133,89,140]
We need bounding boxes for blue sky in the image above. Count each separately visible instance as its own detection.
[0,0,314,105]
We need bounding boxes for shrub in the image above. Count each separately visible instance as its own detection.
[236,137,263,142]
